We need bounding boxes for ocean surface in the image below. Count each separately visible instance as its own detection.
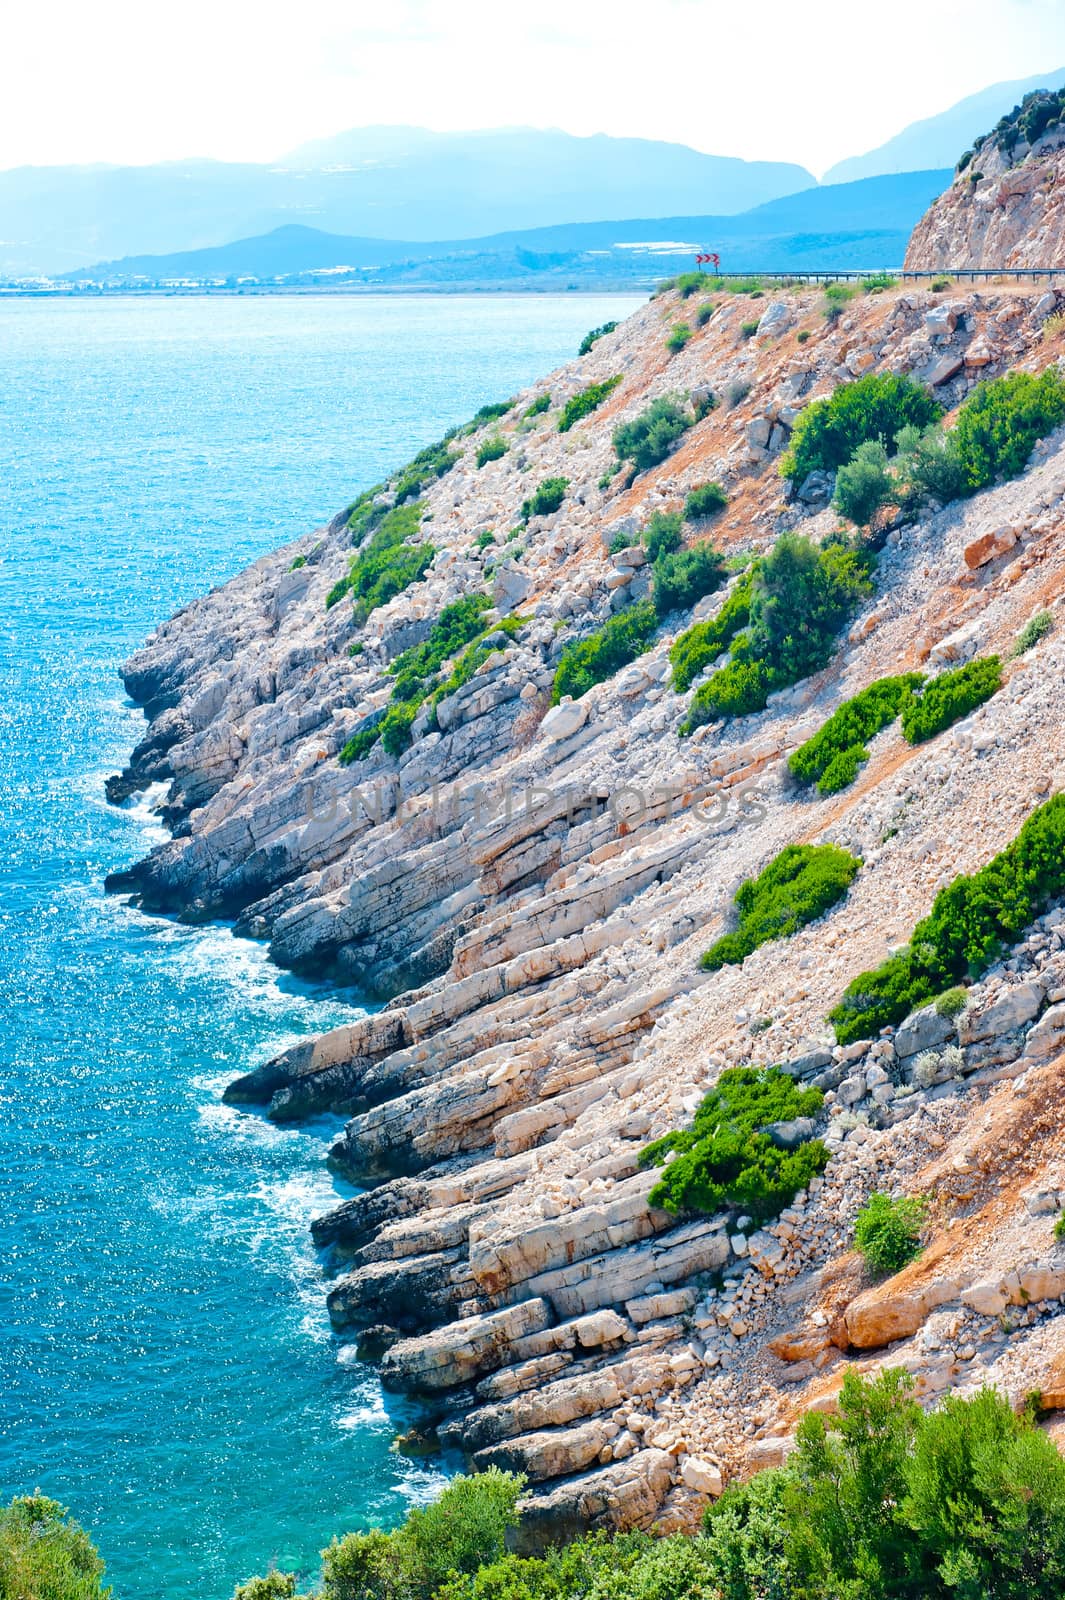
[0,293,643,1599]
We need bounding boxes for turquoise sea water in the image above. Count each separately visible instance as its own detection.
[0,293,642,1599]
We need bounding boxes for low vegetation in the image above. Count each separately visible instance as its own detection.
[522,392,551,419]
[392,436,462,504]
[899,655,1002,744]
[557,374,621,433]
[700,843,861,971]
[684,481,728,520]
[854,1192,927,1275]
[830,793,1065,1043]
[789,673,924,795]
[520,476,569,520]
[551,599,658,703]
[0,1494,111,1600]
[680,533,874,733]
[833,438,893,526]
[952,366,1065,490]
[578,320,617,355]
[666,322,693,353]
[669,567,756,693]
[475,436,507,468]
[1013,608,1054,655]
[326,501,435,623]
[639,1065,828,1221]
[613,395,692,475]
[780,372,941,482]
[642,509,682,561]
[651,541,725,618]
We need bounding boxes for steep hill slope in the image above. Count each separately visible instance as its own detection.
[108,276,1065,1537]
[907,88,1065,268]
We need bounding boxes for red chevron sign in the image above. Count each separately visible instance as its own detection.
[695,252,720,268]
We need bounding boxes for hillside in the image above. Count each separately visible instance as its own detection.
[825,66,1065,183]
[61,172,950,290]
[907,87,1065,269]
[0,129,814,279]
[107,273,1065,1539]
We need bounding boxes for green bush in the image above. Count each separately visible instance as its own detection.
[682,655,781,728]
[652,542,726,618]
[829,793,1065,1042]
[613,397,692,474]
[894,421,968,504]
[475,436,507,468]
[669,568,756,693]
[953,366,1065,491]
[934,985,968,1018]
[666,323,693,353]
[520,476,569,520]
[696,301,716,327]
[551,600,658,703]
[1055,1210,1065,1243]
[288,554,307,570]
[834,439,893,526]
[642,509,683,560]
[234,1574,298,1600]
[740,320,759,339]
[523,392,551,418]
[797,328,811,343]
[862,272,898,292]
[327,501,435,621]
[674,270,714,298]
[475,529,496,551]
[789,674,923,794]
[854,1192,927,1275]
[639,1066,828,1221]
[684,481,729,520]
[1013,609,1054,656]
[780,373,941,481]
[578,320,617,355]
[557,374,622,433]
[701,843,861,971]
[392,436,462,504]
[0,1495,112,1600]
[900,655,1002,744]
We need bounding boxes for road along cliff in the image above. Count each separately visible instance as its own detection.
[108,267,1065,1536]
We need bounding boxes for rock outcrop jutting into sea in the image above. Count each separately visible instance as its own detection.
[108,230,1065,1534]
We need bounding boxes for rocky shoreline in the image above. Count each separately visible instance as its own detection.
[108,274,1065,1534]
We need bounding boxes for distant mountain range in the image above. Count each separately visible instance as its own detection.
[5,70,1064,282]
[824,66,1065,183]
[0,128,815,278]
[61,171,951,290]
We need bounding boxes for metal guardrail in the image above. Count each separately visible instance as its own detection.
[701,268,1065,285]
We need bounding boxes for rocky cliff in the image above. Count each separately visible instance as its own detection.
[906,88,1065,270]
[108,276,1065,1535]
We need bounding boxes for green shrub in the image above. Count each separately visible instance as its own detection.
[667,323,693,353]
[234,1573,298,1600]
[684,481,728,520]
[829,793,1065,1042]
[578,320,618,355]
[475,436,507,468]
[642,509,683,560]
[900,655,1002,744]
[652,542,726,618]
[520,476,569,520]
[288,554,307,570]
[669,568,756,693]
[862,272,898,292]
[854,1192,927,1275]
[726,378,752,408]
[476,528,496,551]
[1055,1210,1065,1243]
[557,374,622,432]
[894,421,968,504]
[780,373,941,481]
[789,674,923,793]
[931,275,952,291]
[797,328,811,343]
[1013,609,1054,656]
[682,655,781,728]
[0,1495,112,1600]
[934,985,968,1018]
[469,400,514,429]
[613,397,692,474]
[552,599,658,703]
[392,436,462,503]
[523,392,551,418]
[327,501,435,621]
[834,439,893,526]
[674,270,714,298]
[953,366,1065,491]
[609,529,634,555]
[701,843,861,971]
[696,301,716,327]
[740,320,760,339]
[639,1065,828,1221]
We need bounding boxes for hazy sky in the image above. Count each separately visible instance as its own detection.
[2,0,1063,176]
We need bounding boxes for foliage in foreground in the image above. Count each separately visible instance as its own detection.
[701,843,861,972]
[639,1065,828,1220]
[854,1192,928,1275]
[327,501,435,623]
[899,655,1002,744]
[520,477,569,521]
[557,375,621,433]
[612,396,692,475]
[578,320,617,355]
[0,1494,111,1600]
[669,568,756,693]
[830,792,1065,1042]
[551,599,657,703]
[780,373,941,482]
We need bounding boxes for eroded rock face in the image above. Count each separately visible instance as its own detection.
[106,280,1065,1534]
[906,126,1065,271]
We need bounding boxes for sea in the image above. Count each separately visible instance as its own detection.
[0,292,643,1599]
